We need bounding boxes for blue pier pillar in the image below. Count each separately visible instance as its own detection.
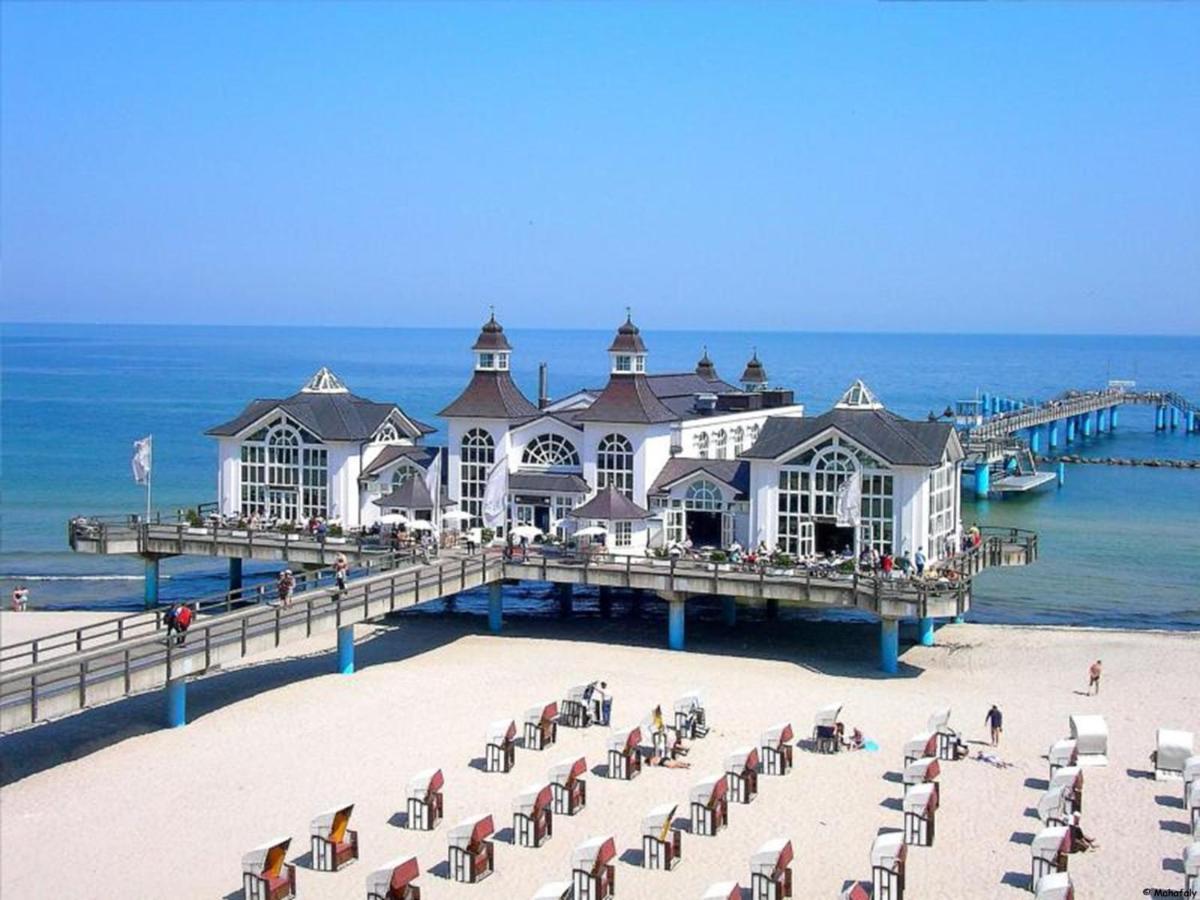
[229,557,243,594]
[880,619,899,674]
[668,598,686,651]
[488,582,503,633]
[722,596,737,627]
[1029,428,1042,454]
[1056,461,1066,487]
[973,464,990,498]
[1066,417,1076,443]
[990,395,999,415]
[1048,421,1060,451]
[1156,406,1166,431]
[165,678,187,727]
[1082,413,1093,437]
[1170,406,1180,430]
[337,624,355,674]
[1192,412,1200,434]
[918,616,935,647]
[557,582,573,617]
[954,613,965,625]
[144,557,160,609]
[980,392,989,417]
[1097,409,1107,433]
[1110,406,1119,429]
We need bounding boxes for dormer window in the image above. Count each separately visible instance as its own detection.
[497,352,509,370]
[615,355,632,373]
[634,355,645,373]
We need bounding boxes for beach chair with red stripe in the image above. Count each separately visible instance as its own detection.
[674,691,707,739]
[1184,842,1200,893]
[902,757,940,805]
[531,881,572,900]
[903,782,938,846]
[689,775,728,836]
[1031,826,1070,891]
[641,803,681,870]
[812,703,843,754]
[571,835,616,900]
[406,769,444,830]
[513,784,554,849]
[525,702,559,751]
[549,756,587,815]
[927,707,962,761]
[703,882,741,900]
[1049,766,1083,815]
[1048,740,1077,779]
[725,746,759,804]
[607,725,642,780]
[448,815,495,883]
[749,838,793,900]
[871,831,907,900]
[486,719,517,773]
[1037,786,1070,828]
[241,837,296,900]
[903,732,937,766]
[366,856,420,900]
[759,723,794,776]
[310,804,358,872]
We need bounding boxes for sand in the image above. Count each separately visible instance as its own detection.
[0,608,1196,899]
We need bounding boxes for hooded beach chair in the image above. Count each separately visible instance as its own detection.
[928,707,962,761]
[749,838,794,900]
[571,835,616,900]
[366,856,421,900]
[760,723,794,776]
[525,702,559,751]
[447,814,495,883]
[839,882,872,900]
[562,684,592,728]
[641,803,682,870]
[1189,779,1200,836]
[689,775,729,836]
[903,782,938,846]
[241,837,296,900]
[704,882,742,900]
[902,757,940,798]
[1034,870,1074,900]
[1031,826,1070,890]
[513,783,554,848]
[486,719,517,773]
[725,746,759,804]
[649,718,682,759]
[1037,786,1070,827]
[1185,842,1200,893]
[406,768,444,831]
[1048,740,1077,779]
[1156,729,1195,780]
[1068,714,1108,766]
[531,882,573,900]
[903,732,937,766]
[871,831,907,900]
[1187,756,1200,805]
[812,703,843,754]
[607,725,642,780]
[1050,766,1084,815]
[310,804,358,872]
[674,691,707,738]
[549,756,588,815]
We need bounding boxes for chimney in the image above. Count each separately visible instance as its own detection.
[538,362,549,409]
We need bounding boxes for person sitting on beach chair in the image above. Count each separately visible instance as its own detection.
[1069,812,1099,852]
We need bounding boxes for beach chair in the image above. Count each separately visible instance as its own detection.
[903,732,937,766]
[704,882,742,900]
[1068,714,1108,766]
[812,703,843,754]
[725,746,759,804]
[871,831,907,900]
[1030,826,1070,891]
[1048,740,1077,779]
[1156,729,1195,780]
[1033,870,1074,900]
[689,775,729,836]
[486,719,517,773]
[524,702,559,751]
[903,782,938,846]
[366,856,420,900]
[310,804,359,872]
[760,723,795,776]
[531,881,573,900]
[1049,766,1084,815]
[549,756,588,815]
[641,803,682,870]
[447,814,495,883]
[571,835,616,900]
[406,768,444,830]
[1187,756,1200,805]
[1185,842,1200,893]
[1189,780,1200,836]
[607,725,642,780]
[839,881,872,900]
[651,724,682,759]
[242,837,296,900]
[513,783,554,849]
[749,838,794,900]
[1036,786,1070,827]
[902,757,940,800]
[928,707,962,761]
[674,691,707,738]
[562,684,592,728]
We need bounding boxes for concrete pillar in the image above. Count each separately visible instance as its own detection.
[1048,421,1060,451]
[557,582,573,617]
[1082,413,1093,438]
[1109,406,1119,429]
[973,464,990,498]
[1170,406,1180,429]
[990,395,999,415]
[144,557,160,609]
[979,392,989,417]
[918,616,935,647]
[1056,461,1066,487]
[1156,406,1166,431]
[337,624,355,674]
[598,586,613,618]
[1066,417,1077,443]
[488,582,503,633]
[1028,428,1042,454]
[668,598,686,651]
[165,678,187,727]
[1192,412,1200,433]
[880,619,899,675]
[722,596,737,627]
[229,557,243,595]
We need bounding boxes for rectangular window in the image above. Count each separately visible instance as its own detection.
[614,520,632,547]
[615,355,632,372]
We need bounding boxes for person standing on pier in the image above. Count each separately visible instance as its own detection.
[1088,660,1103,695]
[333,553,349,594]
[277,569,295,607]
[985,704,1004,746]
[915,547,927,577]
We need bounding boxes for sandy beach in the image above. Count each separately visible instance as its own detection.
[1,607,1196,899]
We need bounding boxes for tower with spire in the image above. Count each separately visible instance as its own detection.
[740,350,768,392]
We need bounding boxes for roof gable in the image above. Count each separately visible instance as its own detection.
[743,408,954,467]
[438,370,539,421]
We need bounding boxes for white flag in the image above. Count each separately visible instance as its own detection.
[424,448,441,511]
[835,471,861,528]
[131,436,152,485]
[482,451,508,528]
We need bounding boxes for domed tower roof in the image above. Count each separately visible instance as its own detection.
[740,350,767,387]
[471,311,513,351]
[695,347,719,381]
[607,312,647,354]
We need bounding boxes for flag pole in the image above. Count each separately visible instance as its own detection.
[146,434,153,523]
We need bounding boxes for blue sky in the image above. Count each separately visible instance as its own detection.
[2,3,1197,333]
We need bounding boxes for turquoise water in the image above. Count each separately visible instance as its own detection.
[1,323,1197,628]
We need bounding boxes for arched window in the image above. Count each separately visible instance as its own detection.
[268,426,300,487]
[747,424,760,446]
[522,433,580,469]
[240,418,327,521]
[812,447,858,517]
[460,429,495,526]
[694,432,710,459]
[714,429,727,459]
[391,464,418,487]
[684,479,723,510]
[596,433,634,498]
[375,421,400,443]
[732,426,745,456]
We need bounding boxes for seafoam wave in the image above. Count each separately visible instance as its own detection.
[0,574,171,582]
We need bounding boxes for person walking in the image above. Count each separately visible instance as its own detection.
[277,569,294,607]
[333,553,349,594]
[985,704,1004,746]
[915,547,926,577]
[163,603,181,642]
[173,603,193,646]
[1087,660,1102,695]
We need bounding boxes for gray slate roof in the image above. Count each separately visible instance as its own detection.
[509,472,590,494]
[373,477,435,509]
[567,486,653,520]
[208,391,434,442]
[438,370,540,421]
[573,375,679,425]
[361,445,440,479]
[649,458,749,498]
[741,408,955,466]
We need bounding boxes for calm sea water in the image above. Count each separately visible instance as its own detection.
[1,324,1197,629]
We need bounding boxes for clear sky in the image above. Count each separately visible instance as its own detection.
[2,2,1197,333]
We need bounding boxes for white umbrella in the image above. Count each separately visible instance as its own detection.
[407,520,437,532]
[575,526,608,538]
[442,510,472,522]
[378,513,408,525]
[511,524,543,540]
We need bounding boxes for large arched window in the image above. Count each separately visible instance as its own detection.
[714,429,728,459]
[596,433,634,498]
[684,479,723,510]
[732,426,746,456]
[375,421,400,443]
[460,429,495,526]
[522,433,580,469]
[391,463,419,487]
[747,423,761,446]
[693,432,710,459]
[812,447,858,517]
[240,418,327,521]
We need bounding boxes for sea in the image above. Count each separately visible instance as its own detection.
[2,324,1198,631]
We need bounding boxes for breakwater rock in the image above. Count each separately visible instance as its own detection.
[1036,454,1200,469]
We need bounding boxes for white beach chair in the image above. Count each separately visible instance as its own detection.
[406,768,444,830]
[531,882,572,900]
[309,804,358,872]
[1189,779,1200,837]
[548,755,588,815]
[1037,786,1070,827]
[903,782,938,846]
[562,684,592,728]
[703,882,742,900]
[674,690,707,738]
[641,803,681,870]
[485,719,517,773]
[870,831,907,900]
[1033,870,1074,900]
[725,746,759,804]
[1185,841,1200,893]
[512,783,554,849]
[447,814,495,884]
[812,703,843,754]
[927,706,962,760]
[903,732,937,766]
[1156,729,1195,780]
[689,775,729,836]
[749,838,794,900]
[607,725,642,780]
[760,722,795,775]
[1050,766,1084,814]
[241,836,296,900]
[1031,826,1070,891]
[524,701,559,751]
[902,757,940,796]
[1048,739,1077,779]
[1187,756,1200,805]
[1068,714,1109,766]
[366,856,420,900]
[571,835,616,900]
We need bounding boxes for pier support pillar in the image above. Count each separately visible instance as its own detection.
[918,616,935,647]
[1110,406,1119,429]
[488,582,503,633]
[557,582,573,617]
[973,464,990,498]
[667,598,686,651]
[1066,417,1076,443]
[229,557,243,595]
[1192,412,1200,434]
[1170,406,1180,430]
[144,557,160,609]
[1082,413,1093,437]
[880,619,899,675]
[598,586,613,618]
[722,596,737,628]
[1028,428,1042,454]
[1056,461,1066,488]
[1156,406,1166,431]
[336,624,355,674]
[1048,422,1060,451]
[165,678,187,728]
[990,396,998,415]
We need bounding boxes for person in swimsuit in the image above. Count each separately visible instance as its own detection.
[1088,660,1102,695]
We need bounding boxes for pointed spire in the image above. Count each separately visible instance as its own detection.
[300,366,349,394]
[472,309,512,351]
[740,349,767,390]
[695,345,719,381]
[608,311,647,353]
